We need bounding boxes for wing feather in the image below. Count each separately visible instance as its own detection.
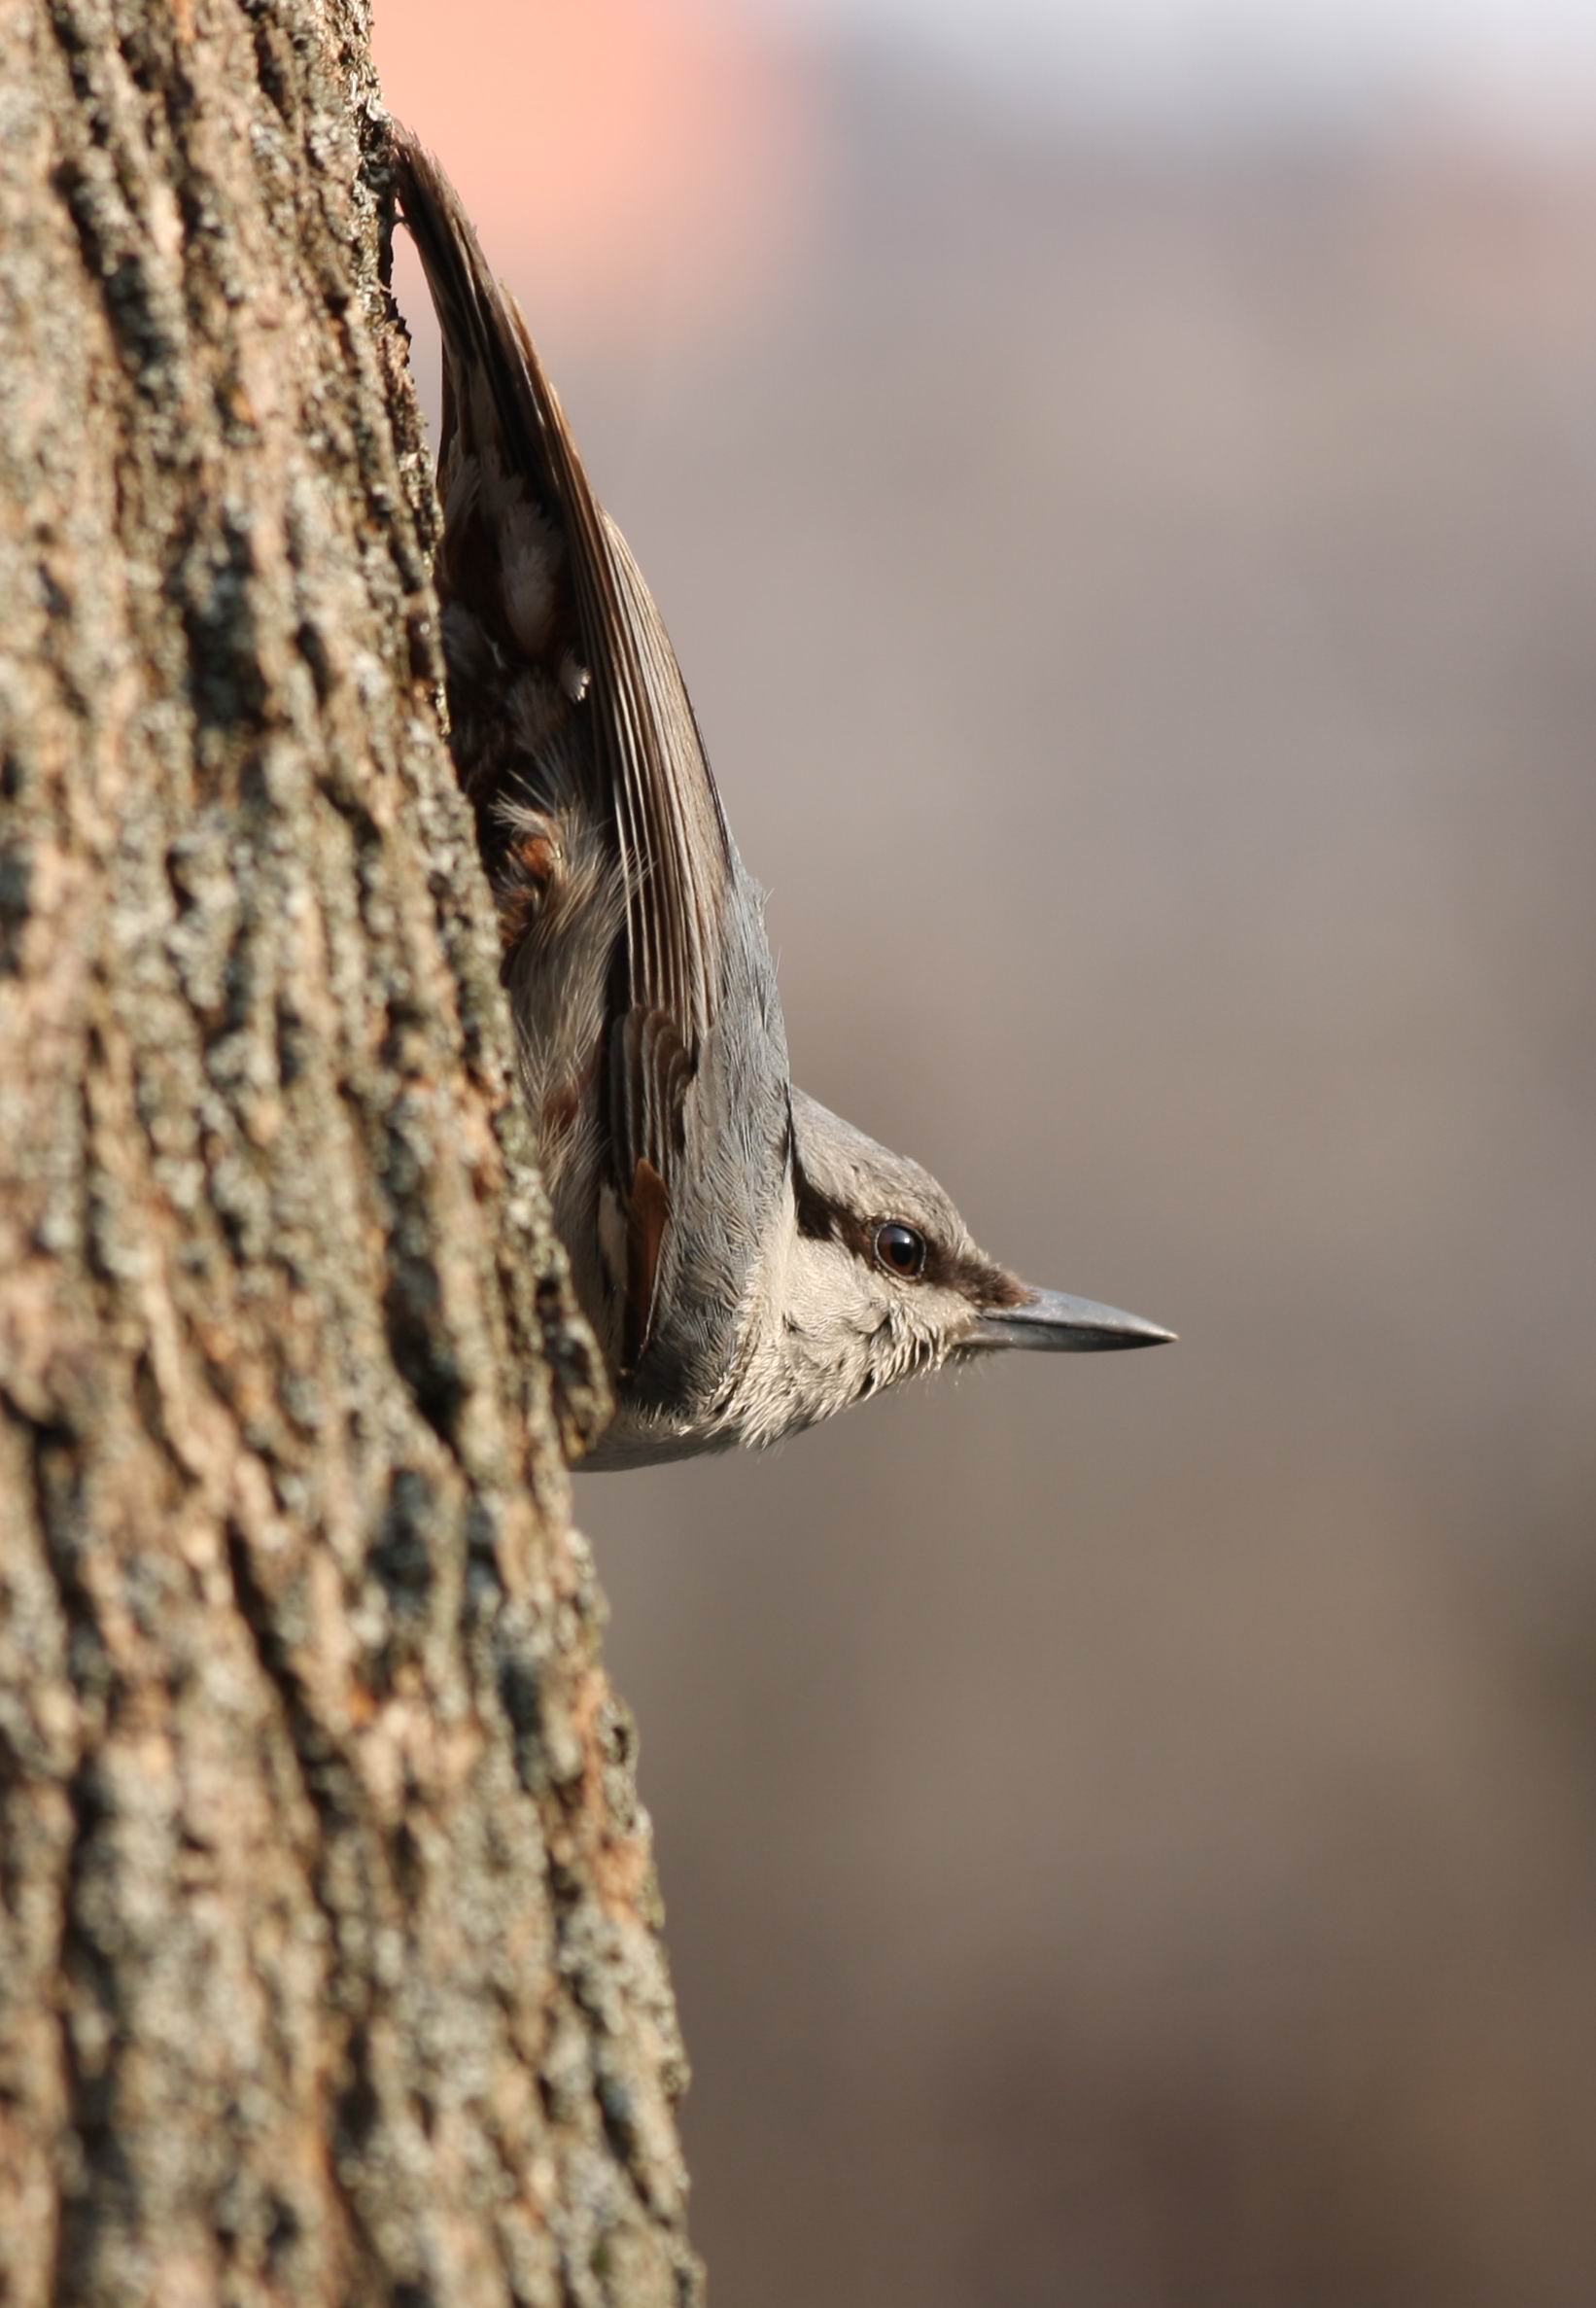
[393,128,739,1370]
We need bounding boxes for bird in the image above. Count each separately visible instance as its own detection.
[390,129,1173,1472]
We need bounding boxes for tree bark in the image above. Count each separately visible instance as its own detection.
[0,5,697,2303]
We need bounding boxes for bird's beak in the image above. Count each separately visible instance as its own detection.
[969,1287,1176,1353]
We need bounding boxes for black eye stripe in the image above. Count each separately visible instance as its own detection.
[873,1221,926,1279]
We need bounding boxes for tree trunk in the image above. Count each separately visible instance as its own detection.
[0,5,697,2303]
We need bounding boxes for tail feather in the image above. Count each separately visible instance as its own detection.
[391,125,582,710]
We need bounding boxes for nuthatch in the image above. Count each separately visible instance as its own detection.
[393,131,1172,1471]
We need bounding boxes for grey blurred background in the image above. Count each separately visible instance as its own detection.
[383,3,1596,2297]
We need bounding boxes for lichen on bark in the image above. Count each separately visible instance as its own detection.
[0,3,698,2301]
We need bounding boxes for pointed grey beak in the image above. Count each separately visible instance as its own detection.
[971,1288,1177,1354]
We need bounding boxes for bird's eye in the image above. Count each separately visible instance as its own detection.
[873,1221,927,1278]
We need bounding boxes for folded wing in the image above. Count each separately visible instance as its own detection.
[393,128,737,1366]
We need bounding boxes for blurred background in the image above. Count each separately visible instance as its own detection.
[377,3,1596,2299]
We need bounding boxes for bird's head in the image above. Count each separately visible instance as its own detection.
[743,1089,1173,1443]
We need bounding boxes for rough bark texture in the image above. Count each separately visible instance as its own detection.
[0,4,697,2303]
